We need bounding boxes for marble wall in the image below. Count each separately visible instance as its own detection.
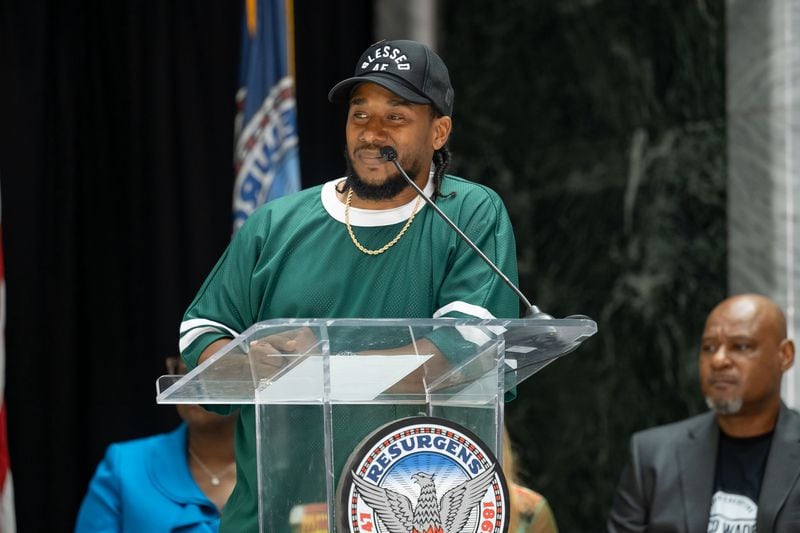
[441,0,727,528]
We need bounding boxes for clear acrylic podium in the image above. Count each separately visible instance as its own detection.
[156,317,596,532]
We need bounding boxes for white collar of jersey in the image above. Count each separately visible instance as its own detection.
[321,170,434,227]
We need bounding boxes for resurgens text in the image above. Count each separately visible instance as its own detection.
[365,433,482,483]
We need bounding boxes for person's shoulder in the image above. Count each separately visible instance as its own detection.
[778,402,800,432]
[104,425,184,460]
[440,174,502,201]
[251,184,324,218]
[236,184,325,235]
[512,484,558,533]
[780,401,800,419]
[438,175,508,217]
[512,484,547,515]
[632,411,715,446]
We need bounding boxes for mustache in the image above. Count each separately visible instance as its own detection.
[354,144,394,156]
[707,373,739,385]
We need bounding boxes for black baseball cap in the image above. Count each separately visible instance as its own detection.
[328,39,454,117]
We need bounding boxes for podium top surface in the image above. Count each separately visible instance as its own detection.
[157,317,597,405]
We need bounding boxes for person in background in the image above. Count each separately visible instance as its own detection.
[75,357,238,533]
[607,294,800,532]
[504,427,559,533]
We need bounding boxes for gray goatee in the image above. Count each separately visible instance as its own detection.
[705,395,743,415]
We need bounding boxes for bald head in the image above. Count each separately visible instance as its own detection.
[699,294,794,428]
[707,294,787,342]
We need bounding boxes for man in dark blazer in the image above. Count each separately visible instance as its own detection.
[608,294,800,532]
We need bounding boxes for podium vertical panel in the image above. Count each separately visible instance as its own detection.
[257,404,328,531]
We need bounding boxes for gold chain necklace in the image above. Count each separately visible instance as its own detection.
[188,447,235,486]
[344,188,422,255]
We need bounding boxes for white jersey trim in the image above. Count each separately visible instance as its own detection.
[433,301,507,346]
[434,301,495,320]
[179,319,240,353]
[320,169,434,227]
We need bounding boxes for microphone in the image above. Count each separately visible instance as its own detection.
[379,146,551,319]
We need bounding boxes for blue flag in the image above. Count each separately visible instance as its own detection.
[233,0,301,231]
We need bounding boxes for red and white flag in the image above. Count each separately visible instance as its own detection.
[0,189,16,532]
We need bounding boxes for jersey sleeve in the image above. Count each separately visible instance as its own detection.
[425,185,520,367]
[179,212,268,369]
[434,186,520,321]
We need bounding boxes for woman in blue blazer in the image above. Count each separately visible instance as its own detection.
[75,359,237,532]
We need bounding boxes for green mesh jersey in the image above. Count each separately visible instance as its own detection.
[180,174,519,532]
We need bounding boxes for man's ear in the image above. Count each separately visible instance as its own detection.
[780,339,795,372]
[432,116,452,151]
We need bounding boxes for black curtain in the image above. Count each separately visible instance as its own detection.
[0,1,372,530]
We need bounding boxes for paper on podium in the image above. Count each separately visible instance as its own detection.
[255,354,433,403]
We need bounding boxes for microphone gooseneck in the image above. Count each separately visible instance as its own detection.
[379,146,551,319]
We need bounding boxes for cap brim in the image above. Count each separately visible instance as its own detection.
[328,73,432,106]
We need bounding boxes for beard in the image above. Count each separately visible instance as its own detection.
[343,146,424,201]
[705,395,743,415]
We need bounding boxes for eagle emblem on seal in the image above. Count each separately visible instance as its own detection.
[351,466,498,533]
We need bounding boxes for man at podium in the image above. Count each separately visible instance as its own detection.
[179,39,520,532]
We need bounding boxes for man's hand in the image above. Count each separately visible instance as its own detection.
[249,326,319,355]
[247,327,321,381]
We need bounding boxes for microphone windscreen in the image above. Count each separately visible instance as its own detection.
[380,146,397,161]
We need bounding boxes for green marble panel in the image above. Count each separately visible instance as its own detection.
[442,0,727,528]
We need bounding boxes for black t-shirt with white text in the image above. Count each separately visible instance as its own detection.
[707,429,773,533]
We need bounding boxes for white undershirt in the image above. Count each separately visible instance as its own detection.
[320,171,434,227]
